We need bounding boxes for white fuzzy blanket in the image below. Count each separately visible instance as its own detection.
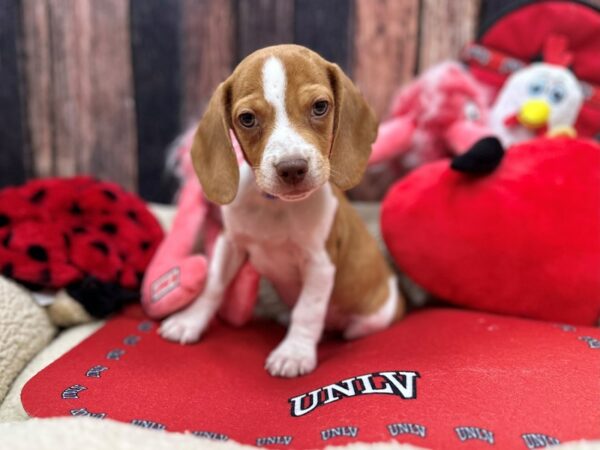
[0,417,597,450]
[0,277,55,403]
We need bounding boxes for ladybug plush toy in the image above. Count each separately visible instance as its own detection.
[0,177,163,318]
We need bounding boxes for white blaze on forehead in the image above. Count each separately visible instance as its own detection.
[262,56,287,112]
[261,56,314,163]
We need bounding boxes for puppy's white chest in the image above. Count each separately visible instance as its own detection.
[226,196,296,244]
[221,164,338,301]
[228,200,305,284]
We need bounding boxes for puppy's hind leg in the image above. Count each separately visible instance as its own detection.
[159,234,246,344]
[344,276,403,340]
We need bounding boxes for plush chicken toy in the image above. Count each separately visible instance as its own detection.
[489,35,584,148]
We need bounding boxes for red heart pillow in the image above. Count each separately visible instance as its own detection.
[381,137,600,325]
[21,305,600,449]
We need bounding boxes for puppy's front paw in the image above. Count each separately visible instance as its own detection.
[265,339,317,378]
[159,310,207,344]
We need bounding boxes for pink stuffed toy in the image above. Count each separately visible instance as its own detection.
[141,130,260,325]
[369,62,493,169]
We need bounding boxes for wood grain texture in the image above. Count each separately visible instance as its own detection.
[11,0,491,202]
[180,0,235,125]
[130,0,181,202]
[235,0,295,63]
[350,0,420,201]
[353,0,420,119]
[0,0,27,187]
[21,0,51,179]
[21,0,137,191]
[418,0,480,72]
[294,0,353,73]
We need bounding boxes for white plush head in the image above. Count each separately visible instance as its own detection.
[490,62,584,147]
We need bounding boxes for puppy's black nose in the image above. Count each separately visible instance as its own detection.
[276,159,308,185]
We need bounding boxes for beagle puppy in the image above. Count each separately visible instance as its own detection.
[159,45,405,377]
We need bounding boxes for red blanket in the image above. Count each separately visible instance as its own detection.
[22,305,600,449]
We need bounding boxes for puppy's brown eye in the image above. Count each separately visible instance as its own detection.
[312,100,329,117]
[239,112,256,128]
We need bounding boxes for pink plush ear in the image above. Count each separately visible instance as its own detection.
[389,77,423,118]
[369,116,416,165]
[444,120,494,155]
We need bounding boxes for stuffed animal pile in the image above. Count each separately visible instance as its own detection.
[370,2,600,326]
[142,1,600,329]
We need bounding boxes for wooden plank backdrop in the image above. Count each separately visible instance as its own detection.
[0,0,27,186]
[130,0,181,201]
[21,0,137,191]
[2,0,488,202]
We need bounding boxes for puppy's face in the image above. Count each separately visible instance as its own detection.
[192,45,378,204]
[231,54,334,201]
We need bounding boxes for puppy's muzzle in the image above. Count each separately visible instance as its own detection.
[275,159,308,185]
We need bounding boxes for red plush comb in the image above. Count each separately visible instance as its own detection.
[543,34,574,67]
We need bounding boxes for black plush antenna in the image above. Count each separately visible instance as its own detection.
[451,137,505,175]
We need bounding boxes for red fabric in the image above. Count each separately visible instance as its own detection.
[22,305,600,449]
[467,1,600,137]
[0,177,163,291]
[381,137,600,325]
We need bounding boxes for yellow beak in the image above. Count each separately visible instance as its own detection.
[517,99,550,129]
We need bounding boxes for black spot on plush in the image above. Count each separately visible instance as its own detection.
[135,271,144,284]
[70,202,83,215]
[0,214,10,227]
[72,226,86,234]
[101,223,118,235]
[102,189,118,201]
[90,240,109,256]
[30,189,46,204]
[451,137,505,175]
[2,263,13,277]
[27,245,49,262]
[127,210,138,222]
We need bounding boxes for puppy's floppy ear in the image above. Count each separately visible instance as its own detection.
[327,63,378,190]
[191,80,239,205]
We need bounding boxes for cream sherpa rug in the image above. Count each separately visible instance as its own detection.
[0,277,55,403]
[0,417,597,450]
